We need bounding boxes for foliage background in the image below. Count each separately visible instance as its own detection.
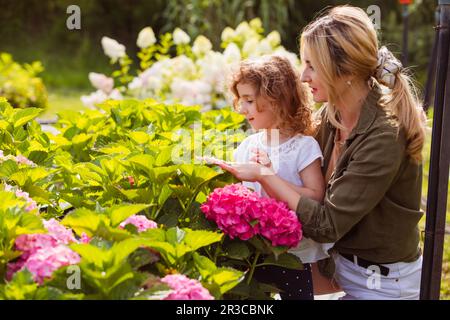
[0,0,437,89]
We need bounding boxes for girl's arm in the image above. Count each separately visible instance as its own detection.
[288,159,324,203]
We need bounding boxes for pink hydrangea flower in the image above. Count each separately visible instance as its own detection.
[7,218,80,283]
[15,155,36,166]
[201,183,302,247]
[43,218,77,244]
[201,184,262,240]
[22,245,80,284]
[161,274,214,300]
[119,215,157,232]
[13,188,38,212]
[258,198,302,248]
[80,232,91,244]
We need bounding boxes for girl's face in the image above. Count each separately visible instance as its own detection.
[236,82,277,130]
[300,49,329,103]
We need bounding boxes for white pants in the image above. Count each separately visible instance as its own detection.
[333,253,422,300]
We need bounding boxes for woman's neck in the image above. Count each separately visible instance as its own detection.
[335,82,371,133]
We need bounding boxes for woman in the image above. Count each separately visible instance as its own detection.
[219,5,426,300]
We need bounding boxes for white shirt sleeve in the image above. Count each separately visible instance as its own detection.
[296,136,324,173]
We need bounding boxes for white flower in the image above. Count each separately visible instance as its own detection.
[128,77,143,90]
[223,43,241,63]
[81,89,123,109]
[170,55,197,77]
[256,39,272,55]
[170,79,212,106]
[242,38,259,57]
[137,27,156,49]
[266,31,281,47]
[173,28,190,45]
[88,72,114,94]
[109,89,123,100]
[197,52,226,92]
[249,18,263,30]
[192,36,212,56]
[81,90,108,109]
[273,48,301,68]
[101,37,126,62]
[221,27,235,43]
[235,22,252,38]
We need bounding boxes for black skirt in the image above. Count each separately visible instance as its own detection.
[253,263,314,300]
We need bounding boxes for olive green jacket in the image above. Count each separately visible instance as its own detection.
[296,86,423,264]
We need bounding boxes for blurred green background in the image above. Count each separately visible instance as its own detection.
[0,0,437,90]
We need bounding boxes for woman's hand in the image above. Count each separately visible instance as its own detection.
[217,161,274,182]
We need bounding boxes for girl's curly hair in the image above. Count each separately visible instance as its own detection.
[229,55,315,136]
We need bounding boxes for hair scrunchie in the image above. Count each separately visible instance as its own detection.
[374,46,403,89]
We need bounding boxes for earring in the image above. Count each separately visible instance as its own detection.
[346,80,352,86]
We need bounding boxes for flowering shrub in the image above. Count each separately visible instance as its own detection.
[0,97,303,299]
[0,53,48,109]
[82,18,300,111]
[201,183,302,248]
[161,274,214,300]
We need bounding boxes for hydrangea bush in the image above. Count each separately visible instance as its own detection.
[0,53,48,109]
[0,96,303,300]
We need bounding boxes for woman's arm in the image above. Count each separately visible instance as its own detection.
[219,130,406,243]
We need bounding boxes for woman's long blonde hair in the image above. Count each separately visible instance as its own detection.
[300,5,426,163]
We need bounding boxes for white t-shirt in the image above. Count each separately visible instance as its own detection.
[233,131,334,264]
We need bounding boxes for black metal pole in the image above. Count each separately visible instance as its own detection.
[402,4,409,66]
[423,7,440,112]
[420,0,450,300]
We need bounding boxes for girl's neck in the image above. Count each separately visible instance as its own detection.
[263,128,291,146]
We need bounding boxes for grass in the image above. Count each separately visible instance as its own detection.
[39,89,88,121]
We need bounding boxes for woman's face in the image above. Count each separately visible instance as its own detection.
[300,49,329,103]
[236,82,277,130]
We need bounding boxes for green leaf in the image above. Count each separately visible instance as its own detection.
[11,108,42,128]
[210,268,245,294]
[0,159,18,178]
[165,227,186,245]
[183,228,223,251]
[27,150,48,165]
[128,131,149,145]
[62,208,101,237]
[225,240,251,260]
[193,252,217,278]
[107,204,152,227]
[260,253,304,270]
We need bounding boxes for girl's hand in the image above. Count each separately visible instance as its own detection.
[217,161,274,182]
[249,148,273,170]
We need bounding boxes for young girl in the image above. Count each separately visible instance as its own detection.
[227,55,333,300]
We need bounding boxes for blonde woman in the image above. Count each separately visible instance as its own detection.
[219,5,426,300]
